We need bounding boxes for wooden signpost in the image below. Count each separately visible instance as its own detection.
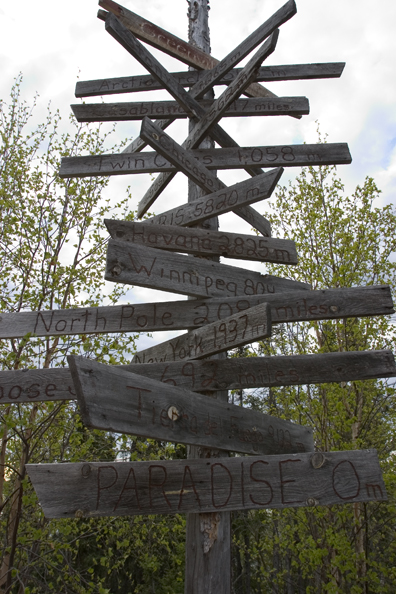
[0,1,391,592]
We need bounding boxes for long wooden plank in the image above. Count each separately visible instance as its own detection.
[97,0,293,100]
[59,143,352,179]
[105,220,298,263]
[0,286,392,340]
[143,168,282,227]
[1,350,395,403]
[105,240,309,298]
[69,356,313,456]
[27,449,386,518]
[71,96,309,123]
[132,302,271,364]
[75,63,345,98]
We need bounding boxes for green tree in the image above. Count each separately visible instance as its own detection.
[231,162,396,593]
[0,75,187,594]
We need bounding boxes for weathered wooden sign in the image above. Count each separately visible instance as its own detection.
[69,356,313,455]
[2,350,395,403]
[59,143,351,179]
[105,220,298,263]
[75,62,345,98]
[98,0,296,100]
[105,240,309,298]
[27,449,386,518]
[131,302,271,363]
[0,285,392,340]
[71,96,309,123]
[145,168,282,227]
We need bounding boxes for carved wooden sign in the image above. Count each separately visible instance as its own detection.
[105,240,309,299]
[0,286,392,340]
[131,302,271,363]
[60,143,351,179]
[1,350,395,404]
[69,356,314,456]
[27,449,386,518]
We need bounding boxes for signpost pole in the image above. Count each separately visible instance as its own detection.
[184,1,231,592]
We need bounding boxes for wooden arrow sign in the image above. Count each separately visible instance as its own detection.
[105,220,298,264]
[75,62,345,98]
[27,449,386,518]
[105,240,309,298]
[0,285,392,340]
[2,350,395,403]
[71,96,309,123]
[59,143,351,179]
[131,302,271,363]
[69,356,313,456]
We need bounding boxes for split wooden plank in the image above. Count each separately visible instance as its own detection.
[27,449,386,518]
[105,240,309,299]
[71,96,309,123]
[68,356,313,456]
[59,143,352,178]
[143,168,282,227]
[75,63,345,98]
[105,220,298,264]
[131,302,271,364]
[2,349,395,403]
[0,286,392,340]
[97,0,295,100]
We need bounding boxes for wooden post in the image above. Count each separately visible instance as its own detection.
[185,1,231,592]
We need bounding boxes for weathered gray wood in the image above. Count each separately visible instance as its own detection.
[60,143,351,178]
[71,96,309,123]
[105,240,309,298]
[177,0,296,100]
[131,302,271,363]
[75,63,345,98]
[69,356,313,455]
[1,286,392,339]
[2,350,395,402]
[105,220,298,263]
[27,449,387,518]
[97,0,281,100]
[144,168,282,227]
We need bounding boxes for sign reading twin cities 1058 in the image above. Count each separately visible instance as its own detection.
[105,240,310,299]
[27,449,386,519]
[69,356,313,456]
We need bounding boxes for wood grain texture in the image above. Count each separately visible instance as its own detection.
[75,63,345,98]
[105,220,298,263]
[71,96,309,123]
[27,449,386,518]
[68,356,313,455]
[60,143,351,178]
[105,240,310,298]
[0,286,392,339]
[131,302,271,363]
[97,0,287,100]
[144,168,282,227]
[2,350,395,403]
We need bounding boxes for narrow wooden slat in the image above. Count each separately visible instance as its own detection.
[1,350,395,402]
[105,220,298,263]
[75,63,346,98]
[60,143,352,178]
[68,356,313,456]
[0,286,392,339]
[27,449,386,518]
[71,96,309,123]
[131,302,271,363]
[105,240,309,298]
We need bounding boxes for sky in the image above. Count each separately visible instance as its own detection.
[1,0,395,350]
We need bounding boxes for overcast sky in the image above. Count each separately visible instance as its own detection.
[1,0,395,349]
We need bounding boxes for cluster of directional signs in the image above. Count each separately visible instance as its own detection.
[1,0,394,522]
